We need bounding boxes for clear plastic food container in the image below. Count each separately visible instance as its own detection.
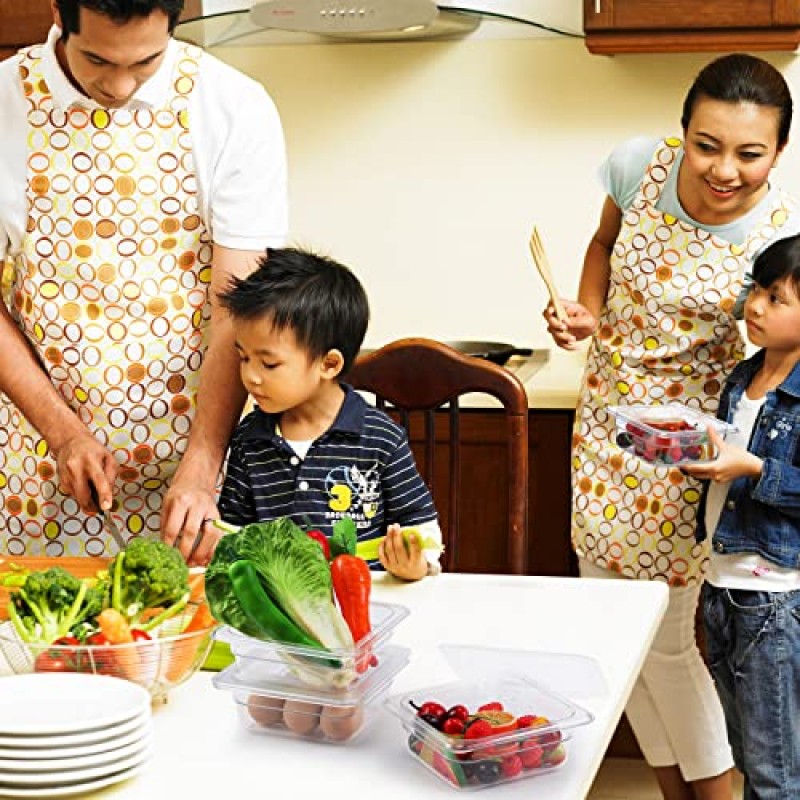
[213,601,409,690]
[609,403,736,466]
[214,644,410,744]
[385,675,593,790]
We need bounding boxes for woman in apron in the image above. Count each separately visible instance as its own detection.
[544,54,798,800]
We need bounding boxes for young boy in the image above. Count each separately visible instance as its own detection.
[684,234,800,799]
[213,247,442,581]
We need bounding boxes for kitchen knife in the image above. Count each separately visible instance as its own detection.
[89,482,127,550]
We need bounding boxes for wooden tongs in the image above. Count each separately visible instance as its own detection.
[529,227,567,323]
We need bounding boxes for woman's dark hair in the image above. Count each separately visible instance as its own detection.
[218,247,370,375]
[56,0,184,38]
[681,53,792,148]
[752,234,800,294]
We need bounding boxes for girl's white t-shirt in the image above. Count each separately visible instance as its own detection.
[705,392,800,591]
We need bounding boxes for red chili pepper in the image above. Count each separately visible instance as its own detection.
[330,554,372,672]
[306,530,331,560]
[130,629,151,642]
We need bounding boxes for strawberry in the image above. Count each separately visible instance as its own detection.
[478,701,504,712]
[519,742,544,770]
[501,754,523,778]
[464,719,493,739]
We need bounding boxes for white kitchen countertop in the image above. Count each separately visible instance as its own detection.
[96,572,667,800]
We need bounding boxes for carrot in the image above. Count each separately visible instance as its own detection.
[96,608,141,681]
[184,601,215,633]
[164,601,216,683]
[187,572,206,604]
[97,607,134,643]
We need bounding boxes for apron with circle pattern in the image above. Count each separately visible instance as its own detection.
[0,41,213,557]
[572,137,794,586]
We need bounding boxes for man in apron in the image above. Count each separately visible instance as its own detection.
[0,0,288,562]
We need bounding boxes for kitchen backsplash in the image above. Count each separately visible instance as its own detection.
[210,37,800,348]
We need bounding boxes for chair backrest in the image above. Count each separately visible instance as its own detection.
[347,338,529,574]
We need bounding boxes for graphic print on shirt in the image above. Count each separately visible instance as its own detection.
[324,463,379,528]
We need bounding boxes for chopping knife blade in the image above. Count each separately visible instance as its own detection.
[89,482,127,550]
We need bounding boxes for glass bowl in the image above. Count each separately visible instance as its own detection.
[0,611,215,703]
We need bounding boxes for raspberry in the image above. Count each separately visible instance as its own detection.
[464,719,493,739]
[501,754,523,778]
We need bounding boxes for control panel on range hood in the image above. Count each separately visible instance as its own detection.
[177,0,581,46]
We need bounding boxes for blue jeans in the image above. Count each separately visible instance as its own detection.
[702,583,800,800]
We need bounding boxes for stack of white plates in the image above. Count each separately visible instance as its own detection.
[0,673,152,798]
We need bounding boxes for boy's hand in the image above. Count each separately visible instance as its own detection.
[682,427,763,483]
[378,524,428,582]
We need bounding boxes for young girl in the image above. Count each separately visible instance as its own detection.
[685,234,800,800]
[544,54,800,800]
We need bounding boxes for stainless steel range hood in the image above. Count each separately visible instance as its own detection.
[176,0,581,47]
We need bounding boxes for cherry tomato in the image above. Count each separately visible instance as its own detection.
[34,651,70,673]
[85,632,117,676]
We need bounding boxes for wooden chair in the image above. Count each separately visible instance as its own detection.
[347,338,529,574]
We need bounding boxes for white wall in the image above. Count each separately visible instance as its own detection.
[210,37,800,348]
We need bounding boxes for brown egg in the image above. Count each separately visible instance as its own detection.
[319,704,364,741]
[282,700,322,736]
[246,694,284,727]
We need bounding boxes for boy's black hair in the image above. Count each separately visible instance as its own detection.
[752,234,800,294]
[218,247,370,375]
[56,1,184,39]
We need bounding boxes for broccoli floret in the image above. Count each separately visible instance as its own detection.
[109,538,189,631]
[8,567,105,644]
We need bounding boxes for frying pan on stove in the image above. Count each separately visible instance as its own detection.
[443,341,533,366]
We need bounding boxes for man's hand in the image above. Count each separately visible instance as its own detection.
[682,427,763,483]
[54,434,118,514]
[378,524,428,581]
[161,483,221,567]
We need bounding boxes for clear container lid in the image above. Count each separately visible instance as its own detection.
[386,674,593,757]
[213,643,411,707]
[214,600,408,661]
[609,403,735,439]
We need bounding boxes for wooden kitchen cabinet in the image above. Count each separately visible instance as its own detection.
[584,0,800,54]
[0,1,52,61]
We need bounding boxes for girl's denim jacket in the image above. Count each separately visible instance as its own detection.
[695,349,800,569]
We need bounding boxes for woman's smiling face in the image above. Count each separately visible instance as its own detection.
[678,97,784,226]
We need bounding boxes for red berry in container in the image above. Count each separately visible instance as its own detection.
[446,704,470,721]
[477,701,504,712]
[519,742,544,769]
[414,701,446,718]
[442,717,466,736]
[464,719,494,739]
[501,754,523,778]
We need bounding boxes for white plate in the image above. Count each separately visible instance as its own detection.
[0,731,152,772]
[0,762,145,798]
[0,720,152,761]
[0,709,151,750]
[0,744,152,786]
[0,673,150,736]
